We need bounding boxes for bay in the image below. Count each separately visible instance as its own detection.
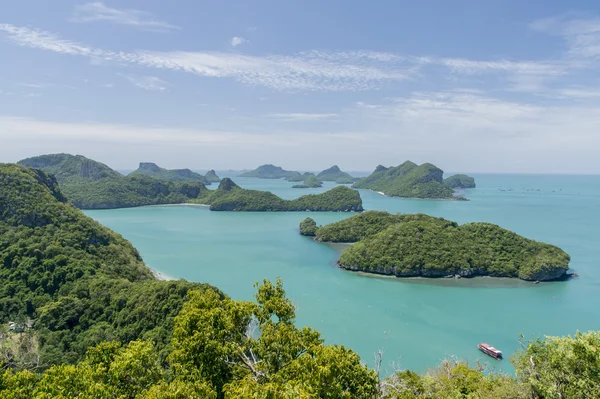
[84,174,600,375]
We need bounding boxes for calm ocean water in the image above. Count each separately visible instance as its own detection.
[85,174,600,375]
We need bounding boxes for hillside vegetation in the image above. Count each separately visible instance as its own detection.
[239,164,301,179]
[129,162,209,184]
[292,174,323,188]
[353,161,469,199]
[195,178,363,211]
[445,174,476,189]
[301,211,570,281]
[316,165,355,183]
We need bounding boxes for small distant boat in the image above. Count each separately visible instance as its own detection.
[478,343,502,360]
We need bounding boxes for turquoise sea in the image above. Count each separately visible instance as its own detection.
[85,174,600,375]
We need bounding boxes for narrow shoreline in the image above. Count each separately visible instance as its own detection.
[148,267,174,281]
[360,188,467,201]
[148,203,210,208]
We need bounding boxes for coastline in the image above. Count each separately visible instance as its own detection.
[148,267,175,281]
[149,203,210,208]
[360,188,468,201]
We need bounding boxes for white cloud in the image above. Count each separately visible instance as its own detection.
[530,15,600,59]
[118,74,169,91]
[71,2,179,32]
[231,37,247,47]
[266,113,338,121]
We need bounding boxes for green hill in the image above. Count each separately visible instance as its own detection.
[316,165,355,183]
[301,211,570,281]
[0,164,217,366]
[193,178,362,211]
[129,162,209,184]
[204,169,221,182]
[287,172,315,182]
[292,174,323,188]
[353,161,462,199]
[239,164,301,179]
[445,173,476,188]
[18,154,209,209]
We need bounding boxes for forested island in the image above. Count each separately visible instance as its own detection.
[287,171,316,182]
[0,164,596,397]
[316,165,357,183]
[445,174,476,189]
[239,164,301,179]
[353,161,474,200]
[204,169,221,182]
[292,174,323,188]
[129,162,209,184]
[195,178,362,211]
[300,211,570,281]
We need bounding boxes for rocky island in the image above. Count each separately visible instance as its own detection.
[353,161,471,200]
[130,162,209,184]
[239,164,301,179]
[292,174,323,188]
[204,169,221,183]
[300,211,570,281]
[444,174,476,189]
[316,165,356,184]
[195,178,362,211]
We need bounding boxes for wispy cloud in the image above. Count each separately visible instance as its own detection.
[266,113,338,121]
[231,37,247,47]
[531,15,600,59]
[118,74,169,91]
[71,2,179,32]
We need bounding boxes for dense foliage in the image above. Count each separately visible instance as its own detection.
[353,161,463,199]
[287,172,315,182]
[239,164,301,179]
[195,179,363,212]
[129,162,209,184]
[305,211,570,280]
[204,169,221,183]
[316,165,355,183]
[0,164,217,366]
[292,175,323,188]
[299,218,318,236]
[18,154,209,209]
[444,174,476,189]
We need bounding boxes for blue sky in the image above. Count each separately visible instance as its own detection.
[1,1,599,173]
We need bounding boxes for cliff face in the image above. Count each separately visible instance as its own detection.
[19,154,122,183]
[204,169,221,183]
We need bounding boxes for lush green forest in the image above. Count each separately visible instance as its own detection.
[287,172,315,182]
[301,211,570,281]
[316,165,355,183]
[292,175,323,188]
[239,164,301,179]
[353,161,467,199]
[445,174,476,189]
[195,178,363,211]
[1,164,597,398]
[18,155,209,209]
[129,162,209,184]
[204,169,221,183]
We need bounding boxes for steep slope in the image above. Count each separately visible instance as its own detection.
[353,161,460,199]
[204,169,221,183]
[0,163,217,366]
[130,162,208,184]
[19,154,122,184]
[316,165,355,183]
[239,164,301,179]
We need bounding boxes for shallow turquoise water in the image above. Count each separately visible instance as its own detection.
[85,174,600,375]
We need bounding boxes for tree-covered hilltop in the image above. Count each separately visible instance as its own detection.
[353,161,466,200]
[316,165,356,183]
[18,154,209,209]
[292,174,323,188]
[194,178,363,211]
[204,169,221,182]
[19,154,122,184]
[301,211,570,281]
[287,171,315,182]
[129,162,209,184]
[0,164,217,367]
[444,173,476,189]
[239,164,301,179]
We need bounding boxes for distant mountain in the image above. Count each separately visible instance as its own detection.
[130,162,208,184]
[287,172,315,182]
[239,164,301,179]
[444,174,476,189]
[292,174,323,189]
[353,161,464,200]
[18,154,208,209]
[316,165,355,183]
[19,154,122,184]
[204,169,221,183]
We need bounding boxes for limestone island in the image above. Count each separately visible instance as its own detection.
[204,169,221,183]
[292,174,323,189]
[193,178,362,212]
[444,174,476,189]
[316,165,357,184]
[130,162,209,184]
[299,211,570,281]
[352,161,474,200]
[287,172,315,182]
[239,164,301,179]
